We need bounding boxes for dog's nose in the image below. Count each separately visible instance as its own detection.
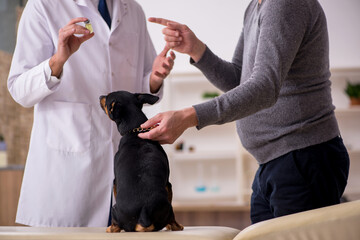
[99,95,105,101]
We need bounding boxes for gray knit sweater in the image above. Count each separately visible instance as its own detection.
[192,0,339,164]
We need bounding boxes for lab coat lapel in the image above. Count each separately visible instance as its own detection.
[73,0,99,12]
[73,0,90,7]
[111,0,128,33]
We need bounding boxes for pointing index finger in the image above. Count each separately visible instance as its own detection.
[148,17,173,27]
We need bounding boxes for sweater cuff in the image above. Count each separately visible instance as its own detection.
[192,99,218,130]
[190,46,213,69]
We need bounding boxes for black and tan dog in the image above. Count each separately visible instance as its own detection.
[99,91,183,233]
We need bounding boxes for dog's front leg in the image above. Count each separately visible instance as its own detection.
[165,182,184,231]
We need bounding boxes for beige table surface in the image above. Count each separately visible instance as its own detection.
[0,226,240,240]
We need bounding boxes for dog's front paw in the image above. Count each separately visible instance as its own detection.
[106,224,122,233]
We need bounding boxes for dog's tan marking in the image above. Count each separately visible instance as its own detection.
[113,182,117,199]
[110,102,115,113]
[100,97,111,118]
[135,223,155,232]
[106,223,122,233]
[166,221,184,231]
[100,97,106,110]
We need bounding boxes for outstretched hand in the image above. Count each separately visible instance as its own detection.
[150,45,176,93]
[138,107,198,144]
[148,17,206,62]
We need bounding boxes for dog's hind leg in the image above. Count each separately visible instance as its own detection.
[165,182,184,231]
[165,211,184,231]
[166,182,173,203]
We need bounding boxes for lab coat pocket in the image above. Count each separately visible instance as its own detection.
[46,101,92,153]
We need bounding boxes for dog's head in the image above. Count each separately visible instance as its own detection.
[99,91,159,135]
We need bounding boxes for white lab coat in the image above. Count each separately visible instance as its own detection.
[7,0,158,227]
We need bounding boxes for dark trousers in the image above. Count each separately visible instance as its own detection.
[250,136,350,224]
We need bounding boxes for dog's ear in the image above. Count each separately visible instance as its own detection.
[135,93,159,105]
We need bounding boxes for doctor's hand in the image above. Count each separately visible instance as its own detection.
[148,17,206,63]
[138,107,198,144]
[150,46,176,93]
[50,17,94,78]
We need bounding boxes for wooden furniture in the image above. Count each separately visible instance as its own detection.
[0,166,24,226]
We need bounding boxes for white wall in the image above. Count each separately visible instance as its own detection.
[137,0,252,73]
[137,0,360,72]
[319,0,360,68]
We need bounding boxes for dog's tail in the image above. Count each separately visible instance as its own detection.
[135,206,155,232]
[136,198,172,232]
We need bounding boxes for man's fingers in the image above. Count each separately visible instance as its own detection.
[60,25,90,38]
[159,45,170,57]
[149,17,186,31]
[60,17,91,40]
[167,42,181,49]
[162,28,180,37]
[59,27,75,38]
[141,116,161,129]
[79,32,95,44]
[163,60,173,70]
[154,71,166,79]
[164,35,182,43]
[148,17,173,27]
[67,17,89,26]
[72,24,91,35]
[138,127,160,140]
[167,21,188,32]
[170,51,176,60]
[149,17,188,33]
[165,61,173,70]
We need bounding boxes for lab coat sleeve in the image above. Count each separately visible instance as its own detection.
[7,0,59,108]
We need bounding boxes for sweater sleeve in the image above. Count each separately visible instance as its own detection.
[193,0,310,129]
[191,30,244,93]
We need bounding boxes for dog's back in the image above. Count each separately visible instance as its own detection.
[99,91,183,232]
